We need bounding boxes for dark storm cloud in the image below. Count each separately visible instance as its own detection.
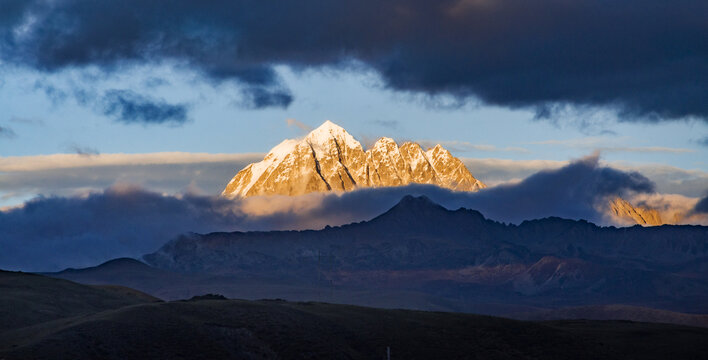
[1,0,706,119]
[1,155,655,272]
[101,90,189,125]
[0,0,28,26]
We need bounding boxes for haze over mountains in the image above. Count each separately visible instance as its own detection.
[223,121,486,197]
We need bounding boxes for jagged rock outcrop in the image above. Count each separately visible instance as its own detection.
[609,198,663,226]
[223,121,486,197]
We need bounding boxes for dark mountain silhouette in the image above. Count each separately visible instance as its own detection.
[2,272,708,360]
[50,257,171,285]
[141,195,708,313]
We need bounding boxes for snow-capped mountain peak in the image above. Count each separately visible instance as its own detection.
[304,120,360,147]
[222,121,486,197]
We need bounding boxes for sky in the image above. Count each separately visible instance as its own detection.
[0,0,707,207]
[1,0,708,271]
[1,64,706,162]
[1,63,706,207]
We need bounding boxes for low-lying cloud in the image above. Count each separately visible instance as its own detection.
[1,155,664,272]
[1,0,706,120]
[0,185,244,272]
[0,152,263,207]
[451,154,654,224]
[694,195,708,214]
[464,158,708,198]
[625,192,707,225]
[3,151,707,209]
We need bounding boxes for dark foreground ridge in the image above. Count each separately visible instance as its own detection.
[2,271,708,360]
[0,269,159,332]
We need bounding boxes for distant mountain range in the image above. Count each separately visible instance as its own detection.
[222,121,486,197]
[141,195,708,313]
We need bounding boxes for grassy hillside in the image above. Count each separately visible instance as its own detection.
[2,271,708,359]
[510,304,708,328]
[0,269,160,332]
[1,297,707,359]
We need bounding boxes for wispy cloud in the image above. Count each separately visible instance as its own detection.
[627,192,704,224]
[0,152,264,206]
[608,162,708,198]
[101,89,189,125]
[9,116,44,126]
[530,137,694,154]
[0,126,17,139]
[66,144,100,157]
[0,152,263,172]
[696,136,708,147]
[285,118,313,133]
[370,119,399,129]
[530,137,617,147]
[600,146,694,154]
[419,140,529,153]
[462,158,569,186]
